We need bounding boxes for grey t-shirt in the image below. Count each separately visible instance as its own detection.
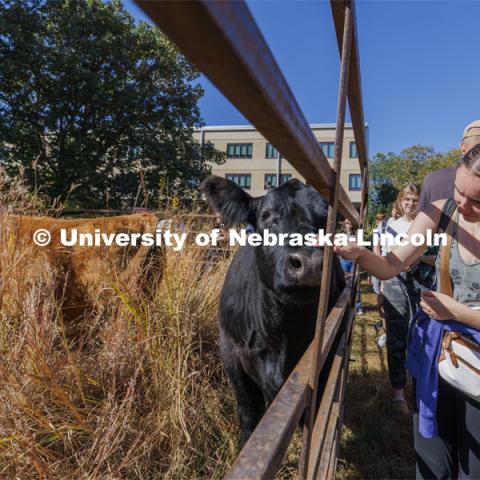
[435,202,480,304]
[418,166,456,212]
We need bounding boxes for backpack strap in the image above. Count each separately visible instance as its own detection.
[438,198,457,296]
[437,198,457,234]
[381,219,387,235]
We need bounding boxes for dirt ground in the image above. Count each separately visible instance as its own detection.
[337,281,416,480]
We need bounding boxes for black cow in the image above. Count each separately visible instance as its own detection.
[200,176,345,446]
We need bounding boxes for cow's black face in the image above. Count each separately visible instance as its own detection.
[200,176,328,292]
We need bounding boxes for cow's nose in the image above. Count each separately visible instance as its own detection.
[287,252,323,285]
[287,254,304,275]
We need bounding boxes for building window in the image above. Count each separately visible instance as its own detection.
[226,174,251,189]
[349,174,362,191]
[265,143,279,159]
[319,142,335,158]
[349,142,358,158]
[264,173,292,189]
[226,143,253,158]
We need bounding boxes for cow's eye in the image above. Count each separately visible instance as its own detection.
[261,210,272,221]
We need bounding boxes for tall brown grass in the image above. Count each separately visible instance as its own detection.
[0,175,412,479]
[0,177,238,479]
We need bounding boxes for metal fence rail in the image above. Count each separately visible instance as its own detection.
[136,0,360,226]
[135,0,368,478]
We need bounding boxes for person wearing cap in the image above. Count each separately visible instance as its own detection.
[335,145,480,480]
[418,120,480,212]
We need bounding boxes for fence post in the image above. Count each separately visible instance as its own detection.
[300,2,354,478]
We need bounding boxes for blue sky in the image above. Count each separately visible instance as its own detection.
[123,0,480,158]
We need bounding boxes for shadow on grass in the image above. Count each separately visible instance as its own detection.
[337,285,415,480]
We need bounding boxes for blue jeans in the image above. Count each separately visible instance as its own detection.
[340,258,353,273]
[339,259,362,311]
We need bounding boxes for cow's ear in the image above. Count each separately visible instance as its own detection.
[200,176,256,226]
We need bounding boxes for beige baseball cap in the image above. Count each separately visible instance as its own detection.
[463,120,480,140]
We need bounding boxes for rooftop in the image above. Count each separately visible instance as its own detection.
[194,123,368,132]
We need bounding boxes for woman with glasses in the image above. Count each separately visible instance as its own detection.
[381,184,422,413]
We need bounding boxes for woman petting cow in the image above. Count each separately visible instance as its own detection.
[335,145,480,479]
[380,183,424,414]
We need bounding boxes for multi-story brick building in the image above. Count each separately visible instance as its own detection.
[194,123,366,209]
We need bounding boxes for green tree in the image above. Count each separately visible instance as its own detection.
[422,148,462,177]
[0,0,224,208]
[369,145,435,190]
[367,145,460,224]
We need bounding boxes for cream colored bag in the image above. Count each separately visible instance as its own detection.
[439,331,480,400]
[437,208,480,401]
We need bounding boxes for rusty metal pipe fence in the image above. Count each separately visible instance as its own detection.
[135,0,368,478]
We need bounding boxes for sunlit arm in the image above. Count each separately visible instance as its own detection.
[334,200,445,281]
[450,302,480,329]
[355,247,404,280]
[352,244,424,280]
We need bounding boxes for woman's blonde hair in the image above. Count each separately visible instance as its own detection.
[397,183,420,202]
[392,199,403,216]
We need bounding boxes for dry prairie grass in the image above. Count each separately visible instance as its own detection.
[0,180,239,479]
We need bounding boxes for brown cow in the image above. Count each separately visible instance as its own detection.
[1,213,163,326]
